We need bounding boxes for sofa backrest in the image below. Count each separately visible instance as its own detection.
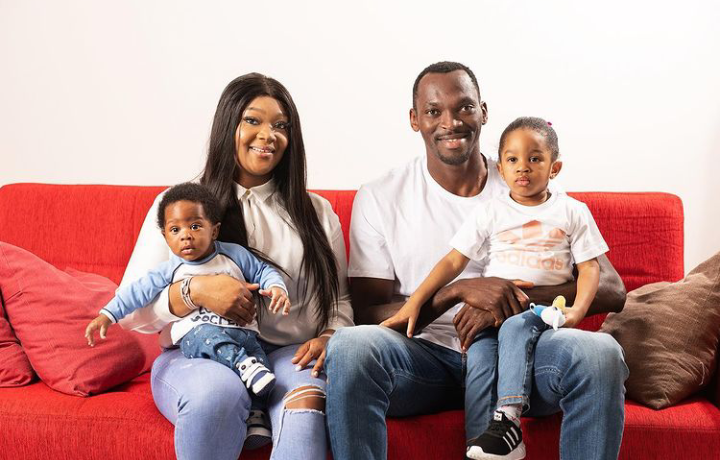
[0,184,684,330]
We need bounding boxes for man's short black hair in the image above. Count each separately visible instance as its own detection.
[412,61,481,109]
[157,182,222,229]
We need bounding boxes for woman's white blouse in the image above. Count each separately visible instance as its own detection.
[118,179,354,348]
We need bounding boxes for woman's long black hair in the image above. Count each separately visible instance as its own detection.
[200,73,339,330]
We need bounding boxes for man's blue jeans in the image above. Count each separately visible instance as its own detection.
[325,325,498,460]
[325,324,628,460]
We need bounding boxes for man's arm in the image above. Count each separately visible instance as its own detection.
[351,275,522,352]
[351,275,523,329]
[351,278,399,325]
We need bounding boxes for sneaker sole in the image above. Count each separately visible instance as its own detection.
[466,442,526,460]
[244,432,272,450]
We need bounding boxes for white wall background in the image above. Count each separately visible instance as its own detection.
[2,0,719,274]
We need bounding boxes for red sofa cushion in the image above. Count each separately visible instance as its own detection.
[0,242,161,396]
[2,375,717,460]
[0,298,36,387]
[0,374,270,460]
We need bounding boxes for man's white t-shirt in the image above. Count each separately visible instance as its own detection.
[451,191,608,286]
[348,155,508,352]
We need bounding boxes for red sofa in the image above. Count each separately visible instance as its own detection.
[1,183,719,460]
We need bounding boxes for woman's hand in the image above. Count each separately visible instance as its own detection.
[191,274,259,326]
[291,331,334,378]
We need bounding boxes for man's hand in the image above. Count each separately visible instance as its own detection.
[191,275,259,326]
[453,305,496,351]
[448,277,532,350]
[452,277,532,325]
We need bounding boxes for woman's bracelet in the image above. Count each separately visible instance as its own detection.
[318,331,334,339]
[180,277,199,311]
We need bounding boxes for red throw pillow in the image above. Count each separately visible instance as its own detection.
[0,242,161,396]
[0,293,36,387]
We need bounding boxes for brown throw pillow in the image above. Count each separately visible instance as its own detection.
[600,251,720,409]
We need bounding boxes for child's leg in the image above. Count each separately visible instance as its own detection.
[467,310,546,460]
[496,309,548,412]
[180,325,275,396]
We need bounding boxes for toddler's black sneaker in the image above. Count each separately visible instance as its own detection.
[466,410,526,460]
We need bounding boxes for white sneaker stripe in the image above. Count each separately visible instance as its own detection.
[504,435,514,451]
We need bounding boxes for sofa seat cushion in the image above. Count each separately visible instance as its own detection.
[0,374,174,460]
[1,382,718,460]
[380,398,720,460]
[0,374,273,460]
[621,398,720,459]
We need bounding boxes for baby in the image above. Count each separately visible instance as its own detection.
[85,182,290,446]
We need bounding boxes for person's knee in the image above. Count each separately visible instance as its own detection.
[466,329,499,367]
[498,313,526,339]
[326,325,387,372]
[591,333,628,383]
[563,331,629,387]
[283,385,326,413]
[180,371,248,419]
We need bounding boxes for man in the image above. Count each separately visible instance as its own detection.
[325,61,628,460]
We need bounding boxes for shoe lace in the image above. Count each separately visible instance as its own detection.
[485,419,510,438]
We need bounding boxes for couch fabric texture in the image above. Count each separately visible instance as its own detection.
[0,298,35,387]
[1,183,719,460]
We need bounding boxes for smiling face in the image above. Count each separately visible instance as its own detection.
[162,200,220,261]
[498,128,563,206]
[410,70,488,166]
[235,96,290,188]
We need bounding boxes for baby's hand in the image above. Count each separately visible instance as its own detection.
[85,314,112,347]
[562,307,585,329]
[260,287,291,316]
[380,301,422,338]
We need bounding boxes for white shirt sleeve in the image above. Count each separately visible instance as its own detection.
[117,190,182,332]
[568,202,609,264]
[450,203,491,262]
[347,186,395,280]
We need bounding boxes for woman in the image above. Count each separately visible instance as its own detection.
[118,73,353,460]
